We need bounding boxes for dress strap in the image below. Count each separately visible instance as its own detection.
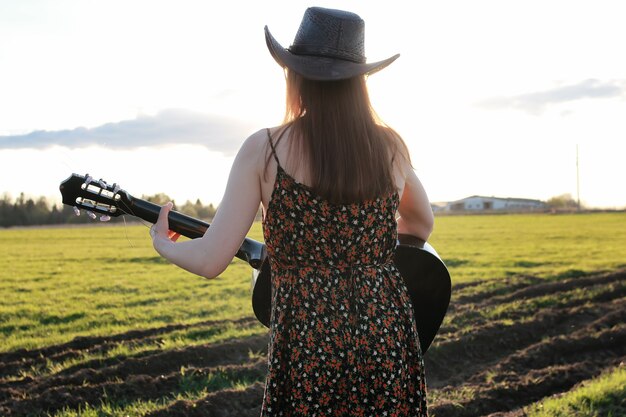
[266,128,281,168]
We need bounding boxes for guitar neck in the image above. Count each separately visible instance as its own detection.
[125,196,267,270]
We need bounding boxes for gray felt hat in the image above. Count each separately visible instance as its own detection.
[265,7,399,81]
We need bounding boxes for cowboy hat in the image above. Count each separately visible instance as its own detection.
[265,7,400,81]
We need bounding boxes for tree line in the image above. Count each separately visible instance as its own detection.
[0,191,588,228]
[0,192,218,228]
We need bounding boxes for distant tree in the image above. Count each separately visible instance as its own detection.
[12,193,28,225]
[0,193,12,227]
[196,200,217,220]
[32,197,50,224]
[0,192,219,227]
[179,200,198,219]
[48,204,64,224]
[546,193,581,210]
[177,199,216,220]
[141,193,175,207]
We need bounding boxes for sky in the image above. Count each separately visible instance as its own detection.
[1,0,625,209]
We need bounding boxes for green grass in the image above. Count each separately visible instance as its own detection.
[428,212,626,283]
[0,222,267,354]
[524,365,626,417]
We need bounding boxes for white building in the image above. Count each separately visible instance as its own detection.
[444,195,547,212]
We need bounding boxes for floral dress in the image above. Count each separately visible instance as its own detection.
[261,132,428,417]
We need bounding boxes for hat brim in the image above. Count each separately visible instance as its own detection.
[265,26,399,81]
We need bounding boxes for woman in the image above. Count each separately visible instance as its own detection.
[151,7,434,416]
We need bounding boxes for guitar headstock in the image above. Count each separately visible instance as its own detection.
[59,173,132,221]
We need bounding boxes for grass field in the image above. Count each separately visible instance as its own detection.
[0,212,624,416]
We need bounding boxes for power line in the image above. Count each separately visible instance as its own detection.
[576,144,581,211]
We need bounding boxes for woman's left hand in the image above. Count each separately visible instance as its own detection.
[150,202,181,249]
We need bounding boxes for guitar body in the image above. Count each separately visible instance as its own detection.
[60,173,451,353]
[251,234,450,354]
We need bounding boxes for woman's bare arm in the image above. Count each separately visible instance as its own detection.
[397,164,434,241]
[150,130,265,279]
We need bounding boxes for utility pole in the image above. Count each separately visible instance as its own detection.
[576,144,581,211]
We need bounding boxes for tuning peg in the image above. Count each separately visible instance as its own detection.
[84,175,93,185]
[86,211,97,220]
[112,183,120,194]
[99,215,111,222]
[73,206,81,216]
[98,179,107,188]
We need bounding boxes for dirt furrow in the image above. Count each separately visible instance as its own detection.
[0,359,268,417]
[430,356,625,417]
[470,323,625,384]
[493,269,625,305]
[445,269,625,322]
[144,382,266,417]
[451,275,545,306]
[0,333,269,403]
[0,316,258,380]
[425,298,623,388]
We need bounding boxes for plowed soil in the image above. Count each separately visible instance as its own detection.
[1,269,624,417]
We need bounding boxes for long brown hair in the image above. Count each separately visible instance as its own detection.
[268,70,411,204]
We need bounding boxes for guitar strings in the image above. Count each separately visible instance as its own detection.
[116,197,156,246]
[121,215,135,248]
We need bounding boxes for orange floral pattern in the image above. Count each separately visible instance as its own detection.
[261,164,428,416]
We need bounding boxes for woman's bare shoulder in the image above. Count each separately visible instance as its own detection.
[243,125,290,150]
[238,127,279,158]
[241,127,269,148]
[236,125,290,177]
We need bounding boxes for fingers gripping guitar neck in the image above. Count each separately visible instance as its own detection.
[59,173,267,269]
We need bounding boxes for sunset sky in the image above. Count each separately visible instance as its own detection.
[1,0,625,209]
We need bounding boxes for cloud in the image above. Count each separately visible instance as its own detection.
[477,79,626,115]
[0,109,257,154]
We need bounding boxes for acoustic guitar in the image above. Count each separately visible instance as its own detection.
[60,173,451,353]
